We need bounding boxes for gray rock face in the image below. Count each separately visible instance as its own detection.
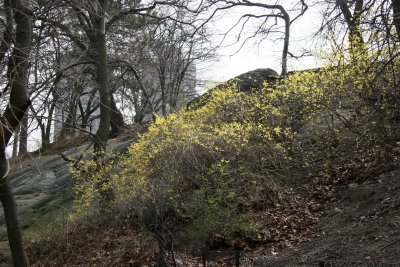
[0,138,133,236]
[187,68,279,110]
[235,68,279,92]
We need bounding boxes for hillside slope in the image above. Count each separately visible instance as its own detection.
[251,158,400,265]
[23,147,400,266]
[2,62,400,266]
[0,138,134,237]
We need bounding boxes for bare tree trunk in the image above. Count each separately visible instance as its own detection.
[92,0,114,210]
[93,0,111,154]
[18,113,28,155]
[159,67,167,115]
[43,103,55,150]
[59,94,78,140]
[0,158,29,267]
[336,0,366,58]
[41,129,50,150]
[12,127,19,158]
[281,11,290,76]
[110,94,125,138]
[393,0,400,42]
[0,0,32,265]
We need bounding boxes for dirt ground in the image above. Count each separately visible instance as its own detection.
[250,167,400,266]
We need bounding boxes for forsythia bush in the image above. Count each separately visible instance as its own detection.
[71,41,400,243]
[71,86,296,238]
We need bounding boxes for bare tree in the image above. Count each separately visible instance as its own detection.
[201,0,307,75]
[336,0,365,44]
[315,0,399,53]
[110,14,210,119]
[0,0,32,265]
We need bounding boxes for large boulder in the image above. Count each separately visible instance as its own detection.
[235,68,279,92]
[187,68,279,110]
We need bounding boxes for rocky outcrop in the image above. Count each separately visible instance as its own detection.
[234,68,279,92]
[187,68,279,110]
[0,138,134,236]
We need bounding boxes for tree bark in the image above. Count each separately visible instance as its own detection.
[393,0,400,42]
[0,0,32,266]
[91,0,115,210]
[43,103,55,150]
[110,93,125,138]
[12,128,19,158]
[93,0,111,154]
[0,158,29,267]
[18,113,28,155]
[158,65,167,115]
[59,92,79,140]
[281,10,290,76]
[336,0,366,58]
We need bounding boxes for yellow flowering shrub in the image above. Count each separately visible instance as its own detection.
[71,39,400,244]
[70,152,120,217]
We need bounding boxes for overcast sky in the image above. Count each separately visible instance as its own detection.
[198,1,324,84]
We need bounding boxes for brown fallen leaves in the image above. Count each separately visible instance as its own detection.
[29,145,400,266]
[308,145,400,206]
[28,225,159,267]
